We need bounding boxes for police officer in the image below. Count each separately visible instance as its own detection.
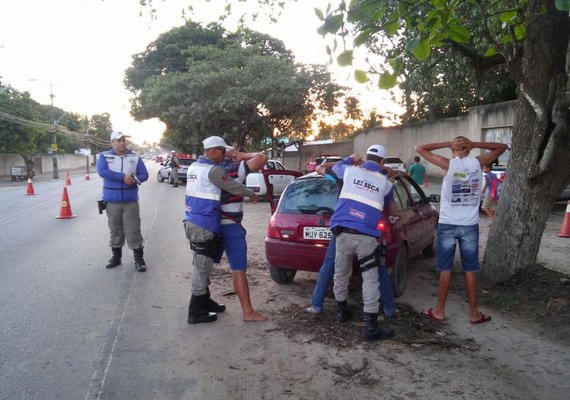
[97,131,149,272]
[169,150,179,187]
[329,145,398,341]
[184,136,258,324]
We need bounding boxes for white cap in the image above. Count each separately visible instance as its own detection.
[203,136,233,150]
[111,131,129,141]
[171,150,176,153]
[366,144,387,159]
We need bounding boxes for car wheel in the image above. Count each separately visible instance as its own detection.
[422,229,437,257]
[157,171,165,182]
[390,245,408,297]
[269,266,297,284]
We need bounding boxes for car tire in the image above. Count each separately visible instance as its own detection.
[157,171,165,182]
[390,245,408,298]
[269,266,297,284]
[422,229,437,257]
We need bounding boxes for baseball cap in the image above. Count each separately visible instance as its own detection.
[202,136,233,150]
[110,131,130,141]
[366,144,387,159]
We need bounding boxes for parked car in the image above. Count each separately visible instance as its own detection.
[157,155,195,184]
[264,171,440,297]
[384,157,406,173]
[306,154,343,173]
[246,160,300,197]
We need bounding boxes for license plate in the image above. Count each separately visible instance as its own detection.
[303,227,332,240]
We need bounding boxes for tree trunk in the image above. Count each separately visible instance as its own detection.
[22,154,35,179]
[482,1,570,283]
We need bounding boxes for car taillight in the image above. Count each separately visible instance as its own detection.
[267,215,281,239]
[377,217,393,244]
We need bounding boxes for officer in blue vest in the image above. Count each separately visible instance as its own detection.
[97,131,149,272]
[184,136,259,324]
[329,144,398,341]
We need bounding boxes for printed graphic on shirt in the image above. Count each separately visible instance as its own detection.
[349,209,366,219]
[450,170,480,207]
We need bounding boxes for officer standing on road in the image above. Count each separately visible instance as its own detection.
[169,150,180,187]
[97,131,149,272]
[329,145,398,342]
[184,136,259,324]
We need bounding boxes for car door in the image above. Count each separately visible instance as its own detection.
[398,175,438,253]
[264,170,303,214]
[265,161,294,196]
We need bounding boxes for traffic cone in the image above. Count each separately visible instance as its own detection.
[65,172,72,185]
[558,201,570,238]
[25,178,36,196]
[56,187,77,219]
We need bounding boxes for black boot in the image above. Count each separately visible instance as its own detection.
[133,248,146,272]
[336,300,352,323]
[188,294,218,324]
[362,312,395,342]
[105,247,122,269]
[203,287,226,313]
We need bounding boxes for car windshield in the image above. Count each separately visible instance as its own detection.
[278,177,339,215]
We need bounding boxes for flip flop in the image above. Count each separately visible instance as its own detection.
[422,308,445,322]
[470,312,492,324]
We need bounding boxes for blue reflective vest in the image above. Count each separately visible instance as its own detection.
[97,149,148,203]
[184,157,223,233]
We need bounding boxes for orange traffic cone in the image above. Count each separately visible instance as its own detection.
[65,172,72,185]
[558,201,570,238]
[56,187,77,219]
[25,178,36,196]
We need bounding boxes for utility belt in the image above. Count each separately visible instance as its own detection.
[331,226,375,237]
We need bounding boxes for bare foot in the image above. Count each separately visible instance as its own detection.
[243,310,268,322]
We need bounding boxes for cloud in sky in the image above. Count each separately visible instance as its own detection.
[1,0,402,145]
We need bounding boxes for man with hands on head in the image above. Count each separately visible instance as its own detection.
[416,136,507,324]
[215,146,269,322]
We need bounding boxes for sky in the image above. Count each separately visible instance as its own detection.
[1,0,403,145]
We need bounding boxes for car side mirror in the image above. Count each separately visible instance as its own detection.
[428,194,441,203]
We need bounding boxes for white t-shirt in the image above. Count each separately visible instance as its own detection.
[439,156,482,226]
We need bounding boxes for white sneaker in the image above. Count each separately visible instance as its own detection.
[305,305,322,315]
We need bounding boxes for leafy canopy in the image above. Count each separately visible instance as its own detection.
[125,22,350,151]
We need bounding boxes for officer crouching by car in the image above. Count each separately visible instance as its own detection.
[184,136,258,324]
[97,131,149,272]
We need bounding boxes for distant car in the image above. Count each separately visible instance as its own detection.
[491,165,506,180]
[246,160,300,197]
[157,155,195,184]
[384,157,406,173]
[306,155,343,173]
[264,171,440,297]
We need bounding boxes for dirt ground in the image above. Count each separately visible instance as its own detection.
[210,200,570,400]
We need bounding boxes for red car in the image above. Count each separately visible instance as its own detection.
[264,171,440,297]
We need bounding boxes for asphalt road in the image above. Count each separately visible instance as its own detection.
[0,163,198,400]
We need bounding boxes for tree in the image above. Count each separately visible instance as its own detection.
[317,0,569,283]
[124,22,349,152]
[0,84,50,177]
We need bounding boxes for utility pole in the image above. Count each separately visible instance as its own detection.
[49,85,59,179]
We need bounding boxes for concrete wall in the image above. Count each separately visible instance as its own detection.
[279,101,516,174]
[0,153,91,176]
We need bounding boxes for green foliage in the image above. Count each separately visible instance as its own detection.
[317,0,522,121]
[125,22,348,150]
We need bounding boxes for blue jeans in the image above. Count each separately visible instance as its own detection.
[310,235,336,312]
[310,235,396,316]
[436,223,480,272]
[378,264,396,316]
